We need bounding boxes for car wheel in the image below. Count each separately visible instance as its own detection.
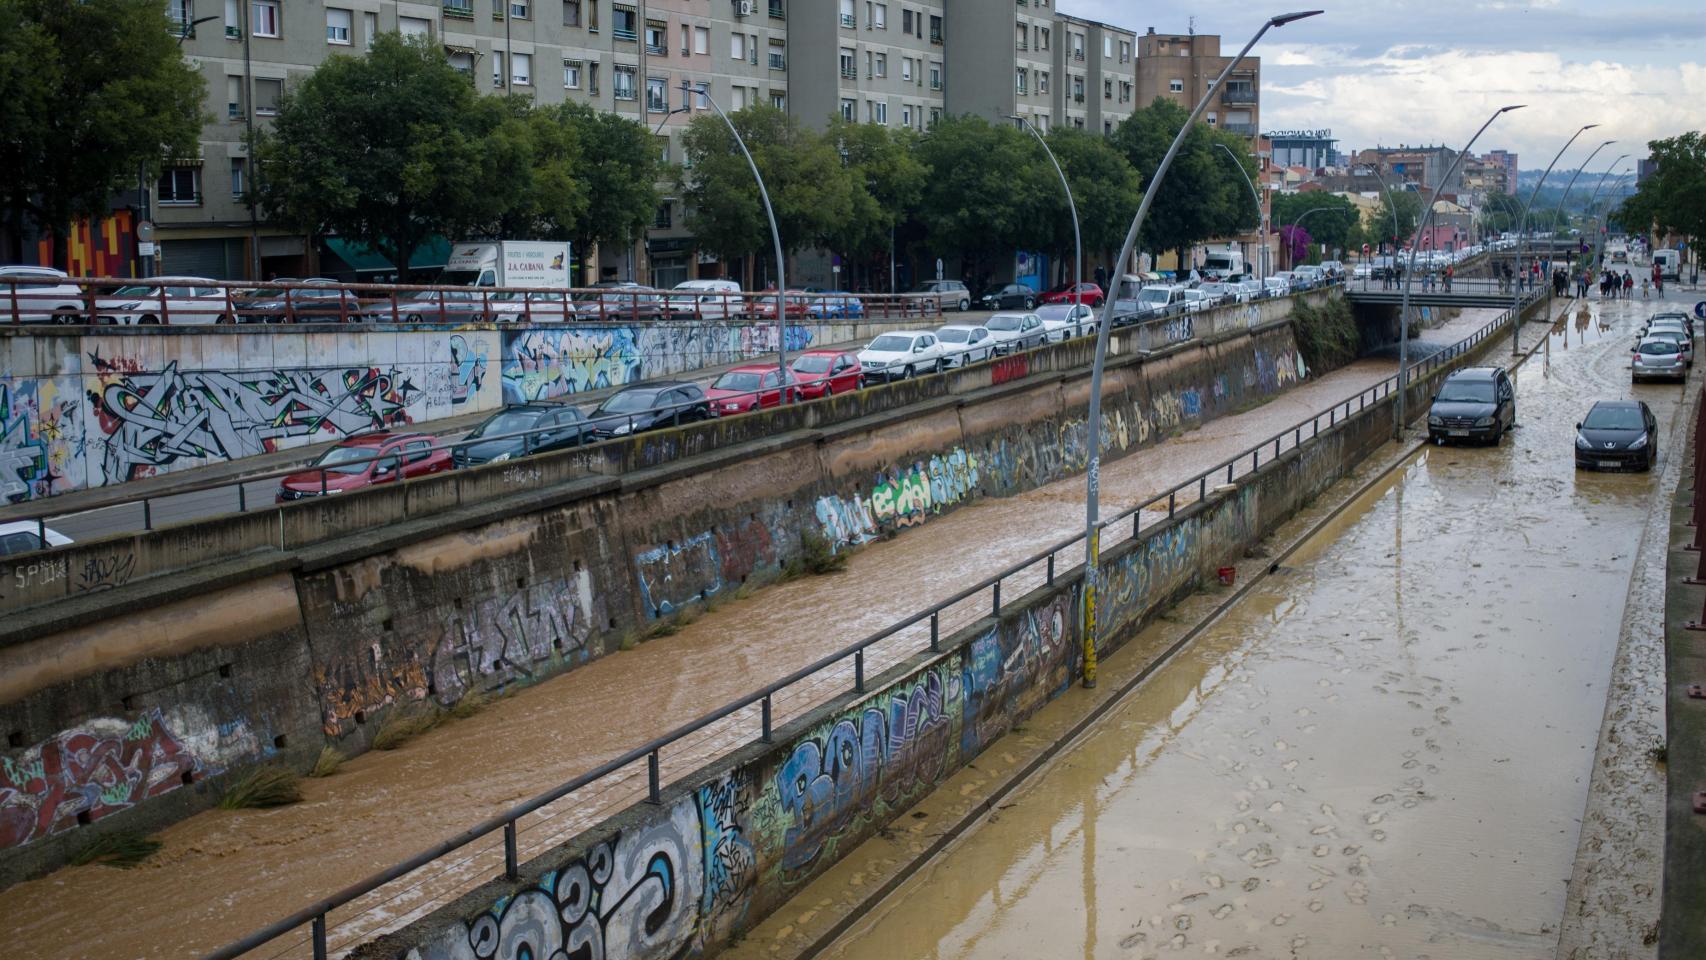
[958,297,970,312]
[139,314,159,325]
[935,359,946,374]
[823,384,833,398]
[904,363,916,379]
[52,309,80,325]
[405,313,424,323]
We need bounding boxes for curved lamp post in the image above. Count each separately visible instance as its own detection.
[1396,104,1524,440]
[681,80,790,389]
[1079,8,1322,689]
[1584,156,1630,268]
[1013,115,1083,317]
[1545,139,1615,307]
[1513,123,1598,354]
[1214,142,1266,283]
[1367,164,1404,257]
[1281,205,1352,268]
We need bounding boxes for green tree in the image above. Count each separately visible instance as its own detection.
[913,114,1052,290]
[1039,127,1144,279]
[1110,99,1255,268]
[250,34,522,275]
[822,118,925,284]
[1371,190,1424,249]
[1477,189,1523,236]
[558,101,661,260]
[481,97,589,242]
[1619,132,1706,253]
[1269,192,1359,261]
[0,0,204,267]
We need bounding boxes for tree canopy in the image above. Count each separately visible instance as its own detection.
[1619,132,1706,251]
[1039,126,1145,273]
[1110,98,1256,265]
[1269,193,1359,258]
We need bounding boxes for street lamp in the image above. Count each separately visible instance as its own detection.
[1396,104,1524,440]
[1213,142,1266,283]
[1584,155,1630,269]
[1513,123,1598,354]
[679,80,790,392]
[1545,139,1614,306]
[1281,205,1350,268]
[1079,8,1322,689]
[1012,115,1083,317]
[1366,164,1403,256]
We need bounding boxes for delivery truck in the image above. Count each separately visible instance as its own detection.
[440,241,572,289]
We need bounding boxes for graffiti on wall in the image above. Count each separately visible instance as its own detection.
[698,770,757,941]
[1099,523,1200,644]
[813,448,980,550]
[403,796,704,960]
[88,356,418,484]
[424,334,489,410]
[0,381,80,502]
[633,517,778,619]
[0,709,210,849]
[500,324,816,403]
[962,594,1075,756]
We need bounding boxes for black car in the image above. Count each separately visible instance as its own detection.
[587,381,711,438]
[1427,366,1516,445]
[232,279,371,323]
[454,404,595,467]
[1575,400,1657,471]
[979,283,1038,311]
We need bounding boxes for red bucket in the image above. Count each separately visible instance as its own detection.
[1217,566,1237,586]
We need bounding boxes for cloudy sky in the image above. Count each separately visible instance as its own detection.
[1070,0,1705,173]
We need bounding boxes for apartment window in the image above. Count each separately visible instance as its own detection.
[770,91,785,109]
[1014,24,1026,50]
[928,107,940,128]
[902,9,912,33]
[1169,78,1183,93]
[1103,77,1112,99]
[362,11,376,47]
[157,167,200,206]
[654,201,672,229]
[511,52,531,85]
[693,25,709,53]
[1036,114,1047,132]
[511,0,528,20]
[1070,33,1083,60]
[1119,80,1131,103]
[875,101,887,124]
[873,2,885,28]
[839,0,853,28]
[1014,67,1026,94]
[656,138,670,163]
[564,59,583,88]
[864,50,871,77]
[613,4,636,40]
[326,8,351,44]
[492,51,505,87]
[1070,75,1083,102]
[901,57,912,81]
[928,14,941,43]
[1103,35,1111,58]
[874,53,885,77]
[839,46,854,79]
[928,61,940,90]
[1038,70,1048,93]
[768,40,785,70]
[864,99,873,122]
[840,98,855,121]
[732,86,747,109]
[399,15,430,38]
[225,76,244,119]
[1038,26,1049,50]
[254,77,282,114]
[748,32,758,64]
[613,64,636,98]
[645,20,666,55]
[250,0,279,37]
[693,81,709,109]
[1206,113,1217,126]
[679,23,689,53]
[230,158,246,197]
[1104,120,1111,134]
[449,49,474,73]
[587,0,598,31]
[901,104,911,127]
[224,0,240,37]
[646,76,667,111]
[564,0,580,25]
[769,0,785,19]
[731,33,746,59]
[1119,39,1131,62]
[587,61,600,92]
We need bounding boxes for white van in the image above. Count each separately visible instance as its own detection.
[1201,247,1245,280]
[1135,284,1188,317]
[1654,248,1682,282]
[666,279,744,320]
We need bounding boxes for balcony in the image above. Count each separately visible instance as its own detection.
[1016,40,1027,51]
[769,0,784,17]
[613,27,637,40]
[646,41,666,55]
[768,52,785,70]
[929,77,941,90]
[1072,92,1084,103]
[441,0,473,14]
[840,64,856,79]
[929,29,942,44]
[1222,87,1257,105]
[1223,122,1258,136]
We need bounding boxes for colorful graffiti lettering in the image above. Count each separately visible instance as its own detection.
[0,381,79,501]
[854,449,982,531]
[698,771,757,940]
[814,494,878,551]
[448,334,488,406]
[0,710,208,849]
[962,594,1075,756]
[634,532,723,619]
[503,327,643,403]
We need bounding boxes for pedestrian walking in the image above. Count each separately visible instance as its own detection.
[1444,264,1454,293]
[1642,277,1651,299]
[1623,271,1634,299]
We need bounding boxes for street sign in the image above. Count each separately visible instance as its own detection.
[136,220,155,242]
[935,258,943,281]
[1694,301,1706,321]
[138,241,157,257]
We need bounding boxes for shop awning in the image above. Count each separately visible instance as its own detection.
[322,236,451,274]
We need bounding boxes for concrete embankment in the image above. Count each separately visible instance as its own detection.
[0,295,1323,884]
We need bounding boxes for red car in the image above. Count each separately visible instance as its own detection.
[706,364,800,415]
[276,432,451,502]
[790,349,863,399]
[1039,282,1105,307]
[749,290,812,320]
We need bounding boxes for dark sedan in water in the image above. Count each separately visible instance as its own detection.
[1574,400,1657,471]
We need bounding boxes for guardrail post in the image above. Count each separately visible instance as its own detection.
[503,820,519,880]
[1199,476,1206,502]
[1132,512,1140,539]
[1046,554,1055,585]
[238,483,247,513]
[761,695,773,743]
[36,517,47,550]
[312,915,328,960]
[929,612,939,651]
[646,750,661,805]
[143,498,153,531]
[1168,490,1176,517]
[855,649,865,693]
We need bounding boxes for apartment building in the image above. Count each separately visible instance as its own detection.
[1051,13,1134,135]
[936,0,1050,131]
[791,0,945,134]
[1132,28,1259,137]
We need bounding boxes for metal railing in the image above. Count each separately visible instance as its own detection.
[200,294,1524,960]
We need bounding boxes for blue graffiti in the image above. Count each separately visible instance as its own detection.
[634,531,722,618]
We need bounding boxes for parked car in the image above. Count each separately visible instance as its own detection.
[980,283,1039,311]
[790,349,864,398]
[1427,366,1516,445]
[276,432,451,501]
[1134,284,1187,317]
[234,279,373,323]
[0,520,71,555]
[750,290,813,321]
[587,381,712,437]
[1180,289,1211,313]
[985,312,1047,354]
[1236,279,1265,301]
[815,291,865,319]
[1196,281,1243,306]
[910,279,971,312]
[1262,276,1291,297]
[1040,282,1104,307]
[1641,328,1692,367]
[1272,270,1306,292]
[1645,311,1694,338]
[570,282,666,321]
[396,288,493,323]
[1036,303,1096,342]
[1634,334,1690,380]
[935,324,997,367]
[1575,400,1657,472]
[1293,266,1326,287]
[706,364,800,415]
[455,404,594,466]
[858,331,945,381]
[667,279,743,320]
[1641,316,1693,342]
[96,276,228,324]
[0,265,85,324]
[488,290,573,323]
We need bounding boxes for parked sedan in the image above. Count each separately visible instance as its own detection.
[587,381,712,438]
[813,291,865,319]
[790,350,863,398]
[1640,328,1692,367]
[234,279,372,323]
[1632,337,1688,383]
[0,520,72,556]
[935,324,997,367]
[489,290,573,323]
[0,265,85,323]
[980,283,1038,311]
[706,364,800,415]
[571,282,666,321]
[1035,303,1096,342]
[1575,400,1657,472]
[985,313,1048,355]
[1040,282,1104,307]
[276,432,451,501]
[858,331,946,381]
[454,404,594,466]
[396,289,493,323]
[96,277,228,324]
[750,291,813,321]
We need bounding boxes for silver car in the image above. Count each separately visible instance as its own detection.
[0,266,85,323]
[1632,337,1687,382]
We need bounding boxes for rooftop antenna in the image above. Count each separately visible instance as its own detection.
[1189,14,1196,34]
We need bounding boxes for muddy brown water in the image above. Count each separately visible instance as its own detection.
[823,294,1679,960]
[0,310,1508,959]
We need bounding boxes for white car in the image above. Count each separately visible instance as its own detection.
[1135,284,1187,317]
[1196,282,1242,306]
[935,324,997,367]
[1036,302,1096,341]
[1263,276,1291,297]
[0,520,71,556]
[984,313,1048,355]
[1180,289,1211,313]
[96,276,228,324]
[858,330,945,381]
[1236,279,1265,300]
[0,266,86,324]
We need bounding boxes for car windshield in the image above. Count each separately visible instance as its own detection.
[1036,307,1070,319]
[1583,406,1643,430]
[987,316,1022,331]
[1638,341,1679,355]
[1138,289,1171,304]
[471,410,544,438]
[937,328,971,342]
[713,372,763,391]
[110,285,155,297]
[314,443,384,475]
[869,335,914,352]
[792,356,833,373]
[598,390,663,413]
[1436,381,1495,403]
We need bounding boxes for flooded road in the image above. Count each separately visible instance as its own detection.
[822,293,1681,960]
[0,309,1517,959]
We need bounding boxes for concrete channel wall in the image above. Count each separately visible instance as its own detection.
[0,293,1325,883]
[0,314,914,503]
[357,300,1521,960]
